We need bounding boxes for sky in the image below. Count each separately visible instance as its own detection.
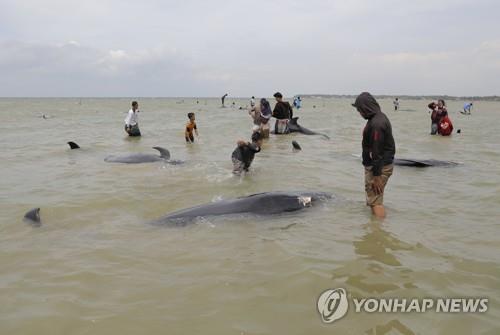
[1,0,499,97]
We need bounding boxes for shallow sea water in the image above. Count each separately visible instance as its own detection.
[0,97,499,334]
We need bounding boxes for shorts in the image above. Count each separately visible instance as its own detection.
[125,124,141,137]
[431,123,438,135]
[186,133,194,142]
[275,119,289,134]
[364,164,393,207]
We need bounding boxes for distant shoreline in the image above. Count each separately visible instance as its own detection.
[0,95,499,101]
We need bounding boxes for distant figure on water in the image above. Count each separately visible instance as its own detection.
[185,112,199,143]
[293,96,302,109]
[231,132,262,175]
[429,99,452,135]
[352,92,395,219]
[221,93,228,107]
[124,101,141,137]
[463,102,473,114]
[272,92,293,134]
[393,97,399,111]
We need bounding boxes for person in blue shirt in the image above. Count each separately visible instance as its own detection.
[463,102,473,114]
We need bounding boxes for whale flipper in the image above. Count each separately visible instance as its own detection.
[153,147,170,160]
[292,140,302,151]
[67,141,80,149]
[24,208,41,226]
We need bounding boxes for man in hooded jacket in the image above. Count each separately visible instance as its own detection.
[352,92,396,218]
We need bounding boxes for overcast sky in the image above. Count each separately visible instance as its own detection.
[1,0,499,97]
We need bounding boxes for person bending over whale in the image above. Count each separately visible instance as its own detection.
[185,112,199,143]
[352,92,395,219]
[232,132,262,175]
[124,101,141,136]
[272,92,293,134]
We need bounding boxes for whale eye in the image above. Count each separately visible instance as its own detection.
[298,196,312,207]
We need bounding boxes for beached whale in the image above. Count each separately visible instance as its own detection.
[104,147,183,164]
[288,117,330,139]
[150,191,333,226]
[394,158,459,167]
[24,208,41,227]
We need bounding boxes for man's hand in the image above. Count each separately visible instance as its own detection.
[372,176,384,195]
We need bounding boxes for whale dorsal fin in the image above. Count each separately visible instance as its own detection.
[24,208,41,226]
[290,117,299,125]
[67,141,80,149]
[153,147,170,160]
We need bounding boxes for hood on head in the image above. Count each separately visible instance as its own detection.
[352,92,381,119]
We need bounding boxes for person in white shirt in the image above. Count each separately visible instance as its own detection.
[124,101,141,136]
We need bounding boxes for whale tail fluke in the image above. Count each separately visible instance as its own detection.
[67,141,80,149]
[153,147,171,160]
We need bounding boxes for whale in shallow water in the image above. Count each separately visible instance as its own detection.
[393,158,459,167]
[104,147,183,164]
[67,141,80,149]
[288,117,330,139]
[150,191,333,226]
[24,208,41,227]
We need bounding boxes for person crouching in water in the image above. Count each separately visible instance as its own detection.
[124,101,141,136]
[272,92,293,134]
[231,132,262,175]
[352,92,396,219]
[185,112,199,143]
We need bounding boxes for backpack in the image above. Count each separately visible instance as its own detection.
[439,116,453,136]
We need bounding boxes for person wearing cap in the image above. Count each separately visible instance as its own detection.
[352,92,396,218]
[231,132,263,175]
[124,101,141,136]
[272,92,293,134]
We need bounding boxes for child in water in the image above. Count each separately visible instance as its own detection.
[231,132,262,175]
[185,112,198,143]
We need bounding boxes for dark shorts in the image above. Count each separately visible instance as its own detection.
[125,124,141,137]
[364,164,393,207]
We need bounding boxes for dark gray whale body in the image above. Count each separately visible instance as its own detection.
[24,208,41,227]
[288,117,330,139]
[394,158,459,167]
[151,191,332,226]
[105,147,183,164]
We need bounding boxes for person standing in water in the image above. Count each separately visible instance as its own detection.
[250,96,256,108]
[231,132,262,175]
[272,92,293,134]
[124,101,141,137]
[293,96,302,109]
[221,93,228,107]
[393,97,399,111]
[185,112,199,143]
[352,92,395,219]
[428,99,448,135]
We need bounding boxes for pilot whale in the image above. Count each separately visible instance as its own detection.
[394,158,459,167]
[105,147,183,164]
[150,191,332,226]
[288,117,330,139]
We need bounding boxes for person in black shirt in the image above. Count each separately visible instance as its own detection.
[231,132,262,175]
[352,92,396,218]
[272,92,293,134]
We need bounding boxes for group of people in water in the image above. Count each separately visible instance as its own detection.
[122,92,465,219]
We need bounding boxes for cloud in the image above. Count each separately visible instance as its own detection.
[0,0,499,96]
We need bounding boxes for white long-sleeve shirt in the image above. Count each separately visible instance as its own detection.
[124,109,139,126]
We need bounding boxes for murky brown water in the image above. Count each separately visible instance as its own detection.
[1,97,499,334]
